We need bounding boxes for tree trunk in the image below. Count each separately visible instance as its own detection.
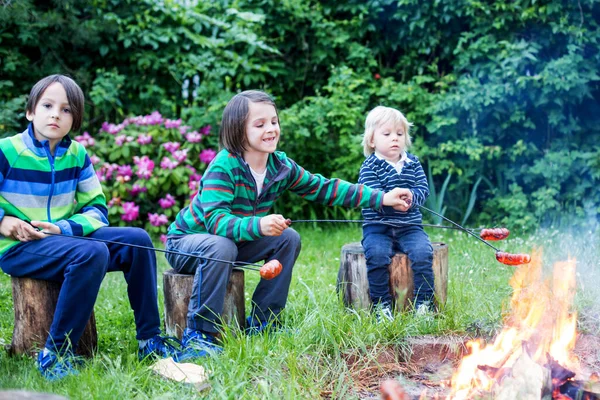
[337,242,448,311]
[163,268,245,339]
[10,277,97,357]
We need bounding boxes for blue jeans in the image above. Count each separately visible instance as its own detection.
[165,228,302,334]
[361,224,434,307]
[0,227,161,353]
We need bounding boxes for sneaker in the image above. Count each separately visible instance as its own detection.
[415,303,431,316]
[138,334,182,361]
[176,329,223,362]
[245,316,289,336]
[414,301,436,321]
[374,304,394,324]
[37,350,80,381]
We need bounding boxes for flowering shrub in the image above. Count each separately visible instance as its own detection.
[80,112,218,243]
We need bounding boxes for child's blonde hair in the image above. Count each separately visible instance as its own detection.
[362,106,413,157]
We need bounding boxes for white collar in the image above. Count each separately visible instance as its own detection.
[374,151,411,165]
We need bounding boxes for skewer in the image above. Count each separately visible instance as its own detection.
[37,231,283,279]
[418,205,530,265]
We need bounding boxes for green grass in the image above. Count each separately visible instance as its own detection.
[0,225,598,399]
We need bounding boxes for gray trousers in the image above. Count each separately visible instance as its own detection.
[165,228,301,334]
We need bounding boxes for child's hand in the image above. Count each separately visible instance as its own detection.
[382,188,412,212]
[260,214,291,236]
[0,216,55,242]
[30,220,62,236]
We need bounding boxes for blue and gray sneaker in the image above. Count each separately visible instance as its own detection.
[138,334,182,361]
[245,316,290,336]
[176,328,223,362]
[37,349,80,381]
[374,304,394,324]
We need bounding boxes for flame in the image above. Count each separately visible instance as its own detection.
[448,249,579,399]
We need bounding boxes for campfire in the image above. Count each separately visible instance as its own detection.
[447,249,599,400]
[380,249,600,400]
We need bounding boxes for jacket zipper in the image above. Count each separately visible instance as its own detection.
[45,144,56,222]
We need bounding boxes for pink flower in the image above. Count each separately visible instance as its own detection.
[185,131,202,143]
[200,125,211,135]
[163,142,181,153]
[101,122,125,135]
[160,157,179,170]
[148,213,169,227]
[164,118,182,129]
[173,149,189,163]
[128,111,163,126]
[137,134,152,145]
[116,165,133,183]
[115,135,134,146]
[108,197,121,207]
[129,184,147,196]
[90,155,101,165]
[188,173,202,192]
[160,234,168,245]
[96,163,119,182]
[158,194,176,209]
[117,164,132,177]
[121,201,139,222]
[179,125,190,135]
[199,149,216,164]
[74,132,95,147]
[134,156,155,179]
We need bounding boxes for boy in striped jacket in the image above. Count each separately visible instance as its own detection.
[0,75,178,380]
[358,106,435,322]
[166,91,412,359]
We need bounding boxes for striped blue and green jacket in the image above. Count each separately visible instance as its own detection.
[168,149,385,242]
[0,125,108,258]
[358,152,429,224]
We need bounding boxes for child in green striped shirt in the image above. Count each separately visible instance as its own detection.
[166,90,411,360]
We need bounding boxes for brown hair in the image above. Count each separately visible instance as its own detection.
[26,74,85,132]
[219,90,278,154]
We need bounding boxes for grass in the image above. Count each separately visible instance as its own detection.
[0,225,598,399]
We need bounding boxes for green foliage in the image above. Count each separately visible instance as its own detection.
[86,112,218,237]
[1,0,599,227]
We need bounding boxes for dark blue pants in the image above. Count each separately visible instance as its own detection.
[0,227,160,353]
[362,224,434,307]
[165,228,302,334]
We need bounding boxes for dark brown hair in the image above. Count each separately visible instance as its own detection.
[26,74,85,132]
[219,90,278,154]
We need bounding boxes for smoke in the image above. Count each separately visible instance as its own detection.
[533,223,600,335]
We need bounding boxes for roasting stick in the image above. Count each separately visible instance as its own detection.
[418,205,530,266]
[291,210,527,265]
[35,231,283,280]
[291,219,510,240]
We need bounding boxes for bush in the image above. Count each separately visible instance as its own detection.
[84,112,218,242]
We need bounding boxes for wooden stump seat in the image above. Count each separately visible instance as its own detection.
[337,242,448,311]
[163,268,245,339]
[10,276,97,357]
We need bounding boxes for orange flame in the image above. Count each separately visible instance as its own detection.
[448,249,578,399]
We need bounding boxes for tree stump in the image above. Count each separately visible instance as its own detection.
[10,277,97,357]
[337,242,448,311]
[163,268,245,339]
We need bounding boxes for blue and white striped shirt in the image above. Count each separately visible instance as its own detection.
[358,152,429,224]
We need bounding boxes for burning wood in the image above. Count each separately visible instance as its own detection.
[445,250,600,399]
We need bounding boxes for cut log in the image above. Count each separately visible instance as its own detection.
[337,242,448,311]
[10,277,97,357]
[163,268,245,339]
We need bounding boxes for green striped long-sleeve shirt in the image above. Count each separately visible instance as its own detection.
[168,150,384,242]
[0,126,109,258]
